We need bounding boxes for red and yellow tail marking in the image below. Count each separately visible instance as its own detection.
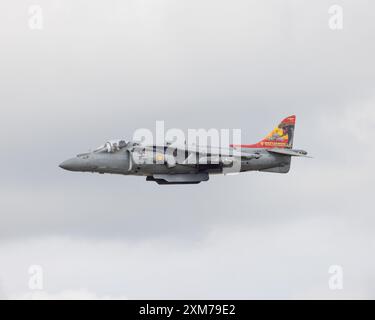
[230,115,296,149]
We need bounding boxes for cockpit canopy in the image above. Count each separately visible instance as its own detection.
[94,139,128,153]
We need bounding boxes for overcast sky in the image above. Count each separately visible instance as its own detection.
[0,0,375,299]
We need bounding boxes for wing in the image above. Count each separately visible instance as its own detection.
[131,144,258,167]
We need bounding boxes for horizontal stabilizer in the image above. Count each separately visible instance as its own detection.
[267,148,311,157]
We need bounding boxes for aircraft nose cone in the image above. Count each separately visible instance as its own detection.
[59,158,81,171]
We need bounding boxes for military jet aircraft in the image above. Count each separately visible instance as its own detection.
[59,115,309,184]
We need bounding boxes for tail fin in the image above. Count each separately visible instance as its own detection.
[258,115,296,148]
[232,115,296,149]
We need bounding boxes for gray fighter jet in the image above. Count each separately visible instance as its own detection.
[59,115,309,184]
